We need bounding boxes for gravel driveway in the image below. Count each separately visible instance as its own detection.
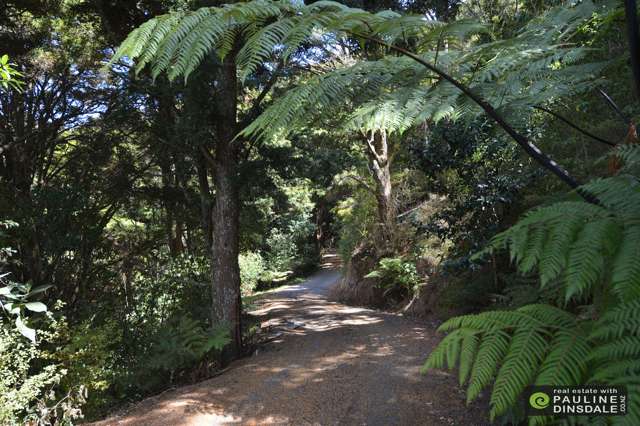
[91,264,489,426]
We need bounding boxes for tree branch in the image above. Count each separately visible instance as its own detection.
[361,130,383,164]
[338,174,375,193]
[533,106,616,147]
[598,89,631,125]
[240,60,284,130]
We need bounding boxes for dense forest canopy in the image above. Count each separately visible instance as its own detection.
[1,0,640,424]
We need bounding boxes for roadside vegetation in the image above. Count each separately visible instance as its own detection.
[1,0,639,424]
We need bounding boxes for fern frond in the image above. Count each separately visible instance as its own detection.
[564,218,620,302]
[458,332,480,386]
[609,225,640,299]
[590,337,640,361]
[466,330,511,403]
[535,329,589,386]
[490,327,548,419]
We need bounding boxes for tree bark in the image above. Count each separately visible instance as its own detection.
[363,130,395,253]
[210,52,242,360]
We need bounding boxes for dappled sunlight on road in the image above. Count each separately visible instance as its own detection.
[91,263,488,426]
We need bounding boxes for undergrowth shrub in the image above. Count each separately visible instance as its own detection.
[365,257,421,303]
[333,190,377,262]
[0,307,86,425]
[57,319,122,419]
[128,251,211,326]
[141,315,229,389]
[265,229,296,271]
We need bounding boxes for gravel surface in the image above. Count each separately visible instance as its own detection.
[90,264,489,426]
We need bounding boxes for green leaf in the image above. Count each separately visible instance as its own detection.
[27,285,53,297]
[16,316,36,343]
[24,301,47,312]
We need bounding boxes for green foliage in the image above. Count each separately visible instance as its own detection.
[56,320,122,419]
[0,54,23,91]
[110,0,612,143]
[333,189,377,261]
[0,310,86,425]
[243,1,613,142]
[423,175,640,425]
[24,385,87,426]
[265,229,297,272]
[111,0,472,83]
[127,251,212,327]
[1,221,52,342]
[365,257,420,302]
[261,179,319,274]
[145,315,229,384]
[0,280,52,343]
[484,175,640,301]
[408,120,529,251]
[239,251,266,295]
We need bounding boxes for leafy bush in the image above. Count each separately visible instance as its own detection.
[365,257,421,303]
[57,320,122,419]
[423,174,640,425]
[1,220,52,343]
[239,251,266,295]
[0,310,86,425]
[127,251,211,328]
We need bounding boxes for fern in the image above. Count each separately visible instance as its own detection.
[108,0,614,160]
[147,315,230,380]
[241,1,614,141]
[424,176,640,425]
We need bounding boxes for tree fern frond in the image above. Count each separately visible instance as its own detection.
[535,329,589,386]
[438,310,546,333]
[593,300,640,339]
[538,217,583,287]
[609,225,640,299]
[466,330,511,403]
[421,328,465,371]
[516,304,576,327]
[459,332,480,386]
[134,13,184,76]
[590,359,640,382]
[564,218,620,302]
[491,327,548,419]
[590,337,640,361]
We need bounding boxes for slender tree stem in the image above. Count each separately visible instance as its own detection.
[598,89,631,125]
[625,0,640,100]
[533,106,616,147]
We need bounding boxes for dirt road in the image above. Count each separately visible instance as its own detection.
[93,260,488,425]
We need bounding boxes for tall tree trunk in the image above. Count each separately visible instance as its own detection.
[210,53,242,359]
[363,130,395,253]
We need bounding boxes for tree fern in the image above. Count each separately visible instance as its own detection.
[425,176,640,425]
[240,1,613,142]
[109,0,611,137]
